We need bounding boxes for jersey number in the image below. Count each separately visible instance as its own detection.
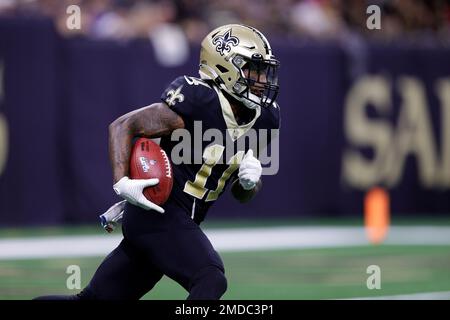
[184,145,244,202]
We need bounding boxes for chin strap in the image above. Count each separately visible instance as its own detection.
[222,86,260,110]
[234,90,262,109]
[238,96,259,109]
[203,71,262,110]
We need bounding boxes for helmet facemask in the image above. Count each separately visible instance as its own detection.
[231,54,280,109]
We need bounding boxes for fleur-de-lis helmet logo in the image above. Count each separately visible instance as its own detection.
[212,29,239,56]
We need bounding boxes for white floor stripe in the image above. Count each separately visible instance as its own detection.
[0,226,450,260]
[346,291,450,300]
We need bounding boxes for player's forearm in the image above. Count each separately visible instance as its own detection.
[108,103,184,183]
[231,179,262,203]
[109,118,134,183]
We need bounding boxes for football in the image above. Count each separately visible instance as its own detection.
[129,137,173,206]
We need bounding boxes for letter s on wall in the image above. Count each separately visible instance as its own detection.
[0,113,7,176]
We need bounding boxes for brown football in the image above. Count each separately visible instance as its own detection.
[129,137,173,206]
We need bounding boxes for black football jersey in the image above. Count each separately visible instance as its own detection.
[159,75,280,223]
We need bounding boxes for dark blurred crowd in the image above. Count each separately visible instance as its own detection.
[1,0,450,44]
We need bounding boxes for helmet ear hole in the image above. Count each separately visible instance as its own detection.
[216,65,229,73]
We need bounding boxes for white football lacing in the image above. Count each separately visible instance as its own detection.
[160,149,172,178]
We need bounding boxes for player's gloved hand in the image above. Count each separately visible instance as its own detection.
[113,176,165,213]
[99,200,126,233]
[238,150,262,190]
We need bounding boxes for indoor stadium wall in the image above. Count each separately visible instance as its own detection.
[1,17,450,225]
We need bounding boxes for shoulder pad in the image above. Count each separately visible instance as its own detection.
[183,76,212,89]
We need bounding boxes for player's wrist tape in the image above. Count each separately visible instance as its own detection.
[113,176,129,195]
[240,180,257,190]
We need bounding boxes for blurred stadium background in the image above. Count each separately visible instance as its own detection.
[1,0,450,300]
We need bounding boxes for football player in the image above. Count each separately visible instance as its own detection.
[35,24,280,300]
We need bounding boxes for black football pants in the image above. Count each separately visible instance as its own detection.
[36,200,227,300]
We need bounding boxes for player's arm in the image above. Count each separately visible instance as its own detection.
[108,102,184,212]
[108,102,184,183]
[231,150,263,203]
